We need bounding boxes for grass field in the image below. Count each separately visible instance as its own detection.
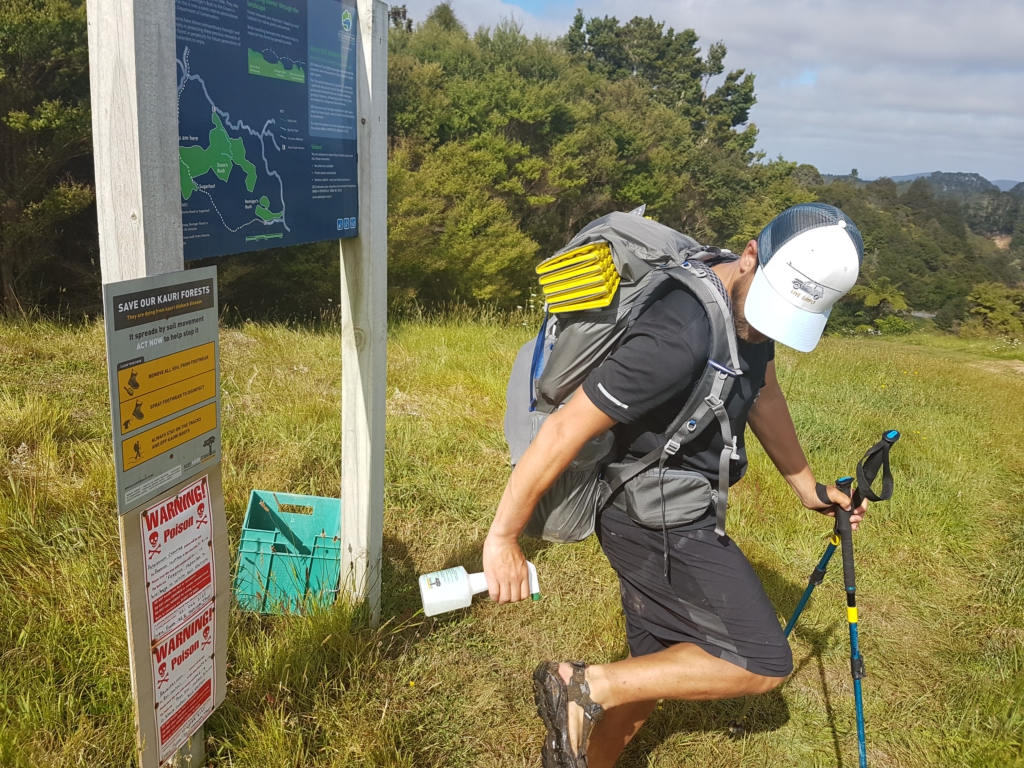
[1,316,1022,767]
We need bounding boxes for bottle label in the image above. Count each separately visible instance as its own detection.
[422,567,461,590]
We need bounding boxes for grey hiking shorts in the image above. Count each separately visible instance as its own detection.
[597,506,794,678]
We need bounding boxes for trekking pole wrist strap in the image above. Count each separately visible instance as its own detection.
[855,432,898,502]
[814,482,832,509]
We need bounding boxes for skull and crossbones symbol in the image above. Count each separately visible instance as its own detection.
[147,531,161,559]
[157,662,169,687]
[201,625,212,650]
[195,501,207,527]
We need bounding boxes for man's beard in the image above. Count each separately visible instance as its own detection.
[730,276,769,344]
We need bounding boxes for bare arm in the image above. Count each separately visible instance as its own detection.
[747,361,866,527]
[483,387,616,602]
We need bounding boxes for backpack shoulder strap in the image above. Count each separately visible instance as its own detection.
[603,261,742,537]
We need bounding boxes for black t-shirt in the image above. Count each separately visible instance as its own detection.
[582,285,774,488]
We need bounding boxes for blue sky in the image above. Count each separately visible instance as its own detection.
[401,0,1024,183]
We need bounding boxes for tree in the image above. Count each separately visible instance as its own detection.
[389,4,412,32]
[0,0,93,315]
[561,14,756,138]
[967,282,1024,336]
[849,276,909,315]
[792,164,823,187]
[387,140,538,306]
[378,7,825,307]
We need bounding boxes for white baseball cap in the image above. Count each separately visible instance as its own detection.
[744,203,863,352]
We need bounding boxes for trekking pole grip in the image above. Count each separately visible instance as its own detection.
[834,476,856,591]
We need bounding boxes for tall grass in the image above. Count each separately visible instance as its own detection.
[0,318,1021,766]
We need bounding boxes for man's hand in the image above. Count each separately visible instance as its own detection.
[481,387,616,603]
[482,533,531,603]
[804,483,869,531]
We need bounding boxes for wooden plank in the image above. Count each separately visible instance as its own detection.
[87,0,207,761]
[340,0,388,628]
[86,0,183,280]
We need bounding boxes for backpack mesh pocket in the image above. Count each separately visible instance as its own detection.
[606,463,715,530]
[523,429,615,543]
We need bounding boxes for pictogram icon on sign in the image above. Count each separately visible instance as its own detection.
[124,369,140,398]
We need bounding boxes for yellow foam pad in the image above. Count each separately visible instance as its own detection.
[536,242,614,275]
[538,261,604,287]
[547,275,621,313]
[541,265,618,300]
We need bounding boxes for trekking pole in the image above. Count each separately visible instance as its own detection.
[728,430,899,745]
[834,474,868,768]
[782,521,843,639]
[835,429,900,768]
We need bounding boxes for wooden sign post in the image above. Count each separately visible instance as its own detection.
[340,0,388,628]
[87,0,228,763]
[88,0,388,759]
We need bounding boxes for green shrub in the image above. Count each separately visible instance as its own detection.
[873,315,915,335]
[967,282,1024,336]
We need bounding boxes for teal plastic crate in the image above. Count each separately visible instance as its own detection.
[233,490,342,613]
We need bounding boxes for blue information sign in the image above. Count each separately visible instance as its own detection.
[176,0,358,260]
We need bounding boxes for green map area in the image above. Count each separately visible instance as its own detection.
[180,112,285,227]
[179,112,259,200]
[248,48,305,83]
[256,196,282,221]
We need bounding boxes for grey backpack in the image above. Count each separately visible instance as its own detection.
[504,210,742,545]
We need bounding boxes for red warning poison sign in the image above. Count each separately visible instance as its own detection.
[141,475,215,640]
[140,475,218,763]
[151,604,216,763]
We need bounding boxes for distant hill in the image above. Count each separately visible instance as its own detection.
[923,172,998,199]
[864,172,1020,195]
[823,171,1001,200]
[886,172,934,183]
[816,168,1023,248]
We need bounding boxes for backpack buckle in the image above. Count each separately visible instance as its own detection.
[729,436,740,460]
[665,438,681,456]
[704,394,724,411]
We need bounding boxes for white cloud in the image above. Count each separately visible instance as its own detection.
[399,0,1024,181]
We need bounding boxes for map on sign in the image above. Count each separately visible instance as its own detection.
[176,0,358,260]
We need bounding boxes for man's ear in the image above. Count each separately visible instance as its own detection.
[740,240,758,274]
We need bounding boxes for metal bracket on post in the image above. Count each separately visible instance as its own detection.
[165,729,204,767]
[340,0,388,629]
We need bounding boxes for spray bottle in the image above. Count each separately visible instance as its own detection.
[419,562,540,617]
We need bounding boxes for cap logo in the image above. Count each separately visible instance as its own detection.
[788,263,841,306]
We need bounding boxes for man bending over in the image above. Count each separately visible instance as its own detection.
[483,203,868,768]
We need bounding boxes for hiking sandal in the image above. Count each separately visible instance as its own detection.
[567,661,605,766]
[533,660,606,768]
[533,661,567,768]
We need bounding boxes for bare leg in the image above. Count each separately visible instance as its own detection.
[558,643,784,765]
[585,699,657,768]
